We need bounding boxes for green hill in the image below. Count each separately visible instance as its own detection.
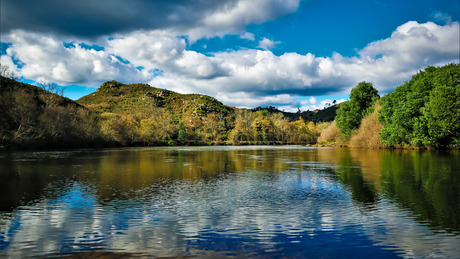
[1,77,333,149]
[77,80,234,123]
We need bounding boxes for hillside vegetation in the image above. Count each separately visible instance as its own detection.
[321,63,460,149]
[378,63,460,148]
[0,76,101,149]
[2,63,457,150]
[1,76,330,149]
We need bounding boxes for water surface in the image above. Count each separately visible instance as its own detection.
[0,146,459,258]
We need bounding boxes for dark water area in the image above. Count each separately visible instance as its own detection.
[0,146,459,258]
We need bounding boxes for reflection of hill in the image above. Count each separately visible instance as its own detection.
[0,153,76,211]
[1,147,459,258]
[1,147,458,235]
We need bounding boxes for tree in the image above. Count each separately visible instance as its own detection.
[177,122,187,144]
[379,64,460,147]
[10,89,40,143]
[0,65,19,80]
[349,81,379,114]
[203,113,220,142]
[38,81,66,107]
[423,85,460,146]
[272,112,288,142]
[336,81,379,139]
[228,110,253,143]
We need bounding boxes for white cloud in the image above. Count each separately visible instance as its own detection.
[2,0,301,41]
[175,51,229,79]
[301,99,346,112]
[147,20,459,105]
[1,20,458,112]
[3,30,148,86]
[188,0,300,41]
[257,37,280,50]
[0,55,20,76]
[300,99,310,106]
[107,30,186,70]
[240,32,255,41]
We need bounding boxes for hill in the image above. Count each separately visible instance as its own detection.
[0,76,101,149]
[251,105,339,123]
[76,80,330,145]
[77,80,235,123]
[1,77,332,149]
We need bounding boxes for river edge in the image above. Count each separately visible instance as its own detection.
[3,141,460,152]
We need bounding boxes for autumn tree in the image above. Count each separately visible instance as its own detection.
[229,110,253,143]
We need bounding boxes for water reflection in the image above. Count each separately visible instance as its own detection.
[0,146,459,258]
[379,150,460,234]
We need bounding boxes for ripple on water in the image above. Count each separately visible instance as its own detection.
[1,147,459,258]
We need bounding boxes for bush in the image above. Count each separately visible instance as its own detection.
[349,102,384,148]
[336,82,379,139]
[317,121,345,144]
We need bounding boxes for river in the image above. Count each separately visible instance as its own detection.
[0,146,459,258]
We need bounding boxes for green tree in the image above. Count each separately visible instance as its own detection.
[336,81,379,139]
[423,85,460,146]
[378,64,460,147]
[177,122,187,144]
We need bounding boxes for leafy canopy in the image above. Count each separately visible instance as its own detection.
[378,63,460,147]
[336,81,379,139]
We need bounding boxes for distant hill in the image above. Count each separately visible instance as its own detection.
[251,104,339,123]
[78,80,338,123]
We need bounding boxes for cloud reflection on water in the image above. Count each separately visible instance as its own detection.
[0,146,459,257]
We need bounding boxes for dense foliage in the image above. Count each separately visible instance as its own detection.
[378,64,460,148]
[0,76,102,149]
[2,63,458,150]
[251,104,339,123]
[0,76,328,149]
[335,82,379,139]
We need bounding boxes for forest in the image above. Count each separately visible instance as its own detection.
[0,70,331,149]
[1,63,459,150]
[320,63,460,149]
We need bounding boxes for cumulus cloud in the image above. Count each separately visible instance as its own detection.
[3,30,147,86]
[257,37,281,50]
[189,0,299,41]
[1,0,300,41]
[240,32,256,41]
[107,30,187,70]
[1,19,458,111]
[148,21,459,108]
[0,54,20,75]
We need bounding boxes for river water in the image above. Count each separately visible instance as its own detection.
[0,146,459,258]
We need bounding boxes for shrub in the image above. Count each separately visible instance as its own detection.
[349,102,384,148]
[317,121,345,144]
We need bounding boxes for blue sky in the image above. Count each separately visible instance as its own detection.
[1,0,459,111]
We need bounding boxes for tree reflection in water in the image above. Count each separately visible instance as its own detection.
[0,146,458,258]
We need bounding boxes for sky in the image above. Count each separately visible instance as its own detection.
[1,0,459,112]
